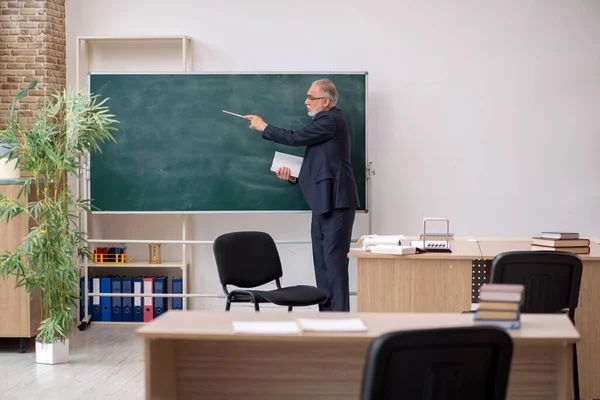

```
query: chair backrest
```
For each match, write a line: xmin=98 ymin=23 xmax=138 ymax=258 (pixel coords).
xmin=489 ymin=251 xmax=582 ymax=320
xmin=213 ymin=231 xmax=283 ymax=288
xmin=361 ymin=326 xmax=513 ymax=400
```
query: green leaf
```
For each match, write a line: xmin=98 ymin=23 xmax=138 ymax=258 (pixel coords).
xmin=1 ymin=82 xmax=118 ymax=343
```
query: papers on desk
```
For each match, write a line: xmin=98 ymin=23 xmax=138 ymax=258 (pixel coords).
xmin=232 ymin=321 xmax=299 ymax=334
xmin=352 ymin=234 xmax=416 ymax=255
xmin=270 ymin=151 xmax=303 ymax=178
xmin=232 ymin=318 xmax=368 ymax=334
xmin=359 ymin=234 xmax=406 ymax=248
xmin=365 ymin=244 xmax=417 ymax=255
xmin=350 ymin=235 xmax=417 ymax=255
xmin=296 ymin=318 xmax=367 ymax=332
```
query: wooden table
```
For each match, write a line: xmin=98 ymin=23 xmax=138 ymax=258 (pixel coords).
xmin=137 ymin=311 xmax=578 ymax=400
xmin=0 ymin=185 xmax=40 ymax=343
xmin=348 ymin=237 xmax=600 ymax=399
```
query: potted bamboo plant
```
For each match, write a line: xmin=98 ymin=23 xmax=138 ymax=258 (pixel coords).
xmin=0 ymin=81 xmax=117 ymax=364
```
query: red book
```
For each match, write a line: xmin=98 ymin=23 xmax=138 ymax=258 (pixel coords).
xmin=143 ymin=277 xmax=154 ymax=322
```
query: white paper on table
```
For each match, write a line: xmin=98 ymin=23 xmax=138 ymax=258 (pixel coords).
xmin=366 ymin=245 xmax=417 ymax=255
xmin=295 ymin=318 xmax=368 ymax=332
xmin=270 ymin=151 xmax=303 ymax=178
xmin=361 ymin=235 xmax=406 ymax=248
xmin=232 ymin=321 xmax=300 ymax=334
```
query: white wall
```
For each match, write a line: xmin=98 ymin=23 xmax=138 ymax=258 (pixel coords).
xmin=66 ymin=0 xmax=600 ymax=309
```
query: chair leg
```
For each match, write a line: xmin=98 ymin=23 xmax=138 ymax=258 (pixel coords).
xmin=288 ymin=306 xmax=293 ymax=312
xmin=254 ymin=301 xmax=260 ymax=312
xmin=225 ymin=296 xmax=231 ymax=311
xmin=318 ymin=303 xmax=324 ymax=312
xmin=573 ymin=343 xmax=580 ymax=400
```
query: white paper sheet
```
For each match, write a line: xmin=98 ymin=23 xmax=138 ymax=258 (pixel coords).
xmin=366 ymin=245 xmax=417 ymax=255
xmin=232 ymin=321 xmax=300 ymax=334
xmin=361 ymin=235 xmax=406 ymax=248
xmin=295 ymin=318 xmax=368 ymax=332
xmin=270 ymin=151 xmax=304 ymax=178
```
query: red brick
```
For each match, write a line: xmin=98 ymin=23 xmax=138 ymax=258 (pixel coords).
xmin=12 ymin=49 xmax=36 ymax=55
xmin=2 ymin=83 xmax=19 ymax=90
xmin=18 ymin=22 xmax=38 ymax=28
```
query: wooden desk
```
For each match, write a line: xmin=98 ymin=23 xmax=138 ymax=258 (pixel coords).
xmin=0 ymin=185 xmax=40 ymax=340
xmin=349 ymin=238 xmax=600 ymax=399
xmin=137 ymin=311 xmax=578 ymax=400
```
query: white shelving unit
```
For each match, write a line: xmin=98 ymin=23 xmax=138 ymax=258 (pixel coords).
xmin=74 ymin=35 xmax=371 ymax=325
xmin=76 ymin=36 xmax=195 ymax=327
xmin=75 ymin=35 xmax=193 ymax=91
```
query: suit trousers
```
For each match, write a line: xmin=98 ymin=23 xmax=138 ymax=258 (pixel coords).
xmin=311 ymin=207 xmax=355 ymax=312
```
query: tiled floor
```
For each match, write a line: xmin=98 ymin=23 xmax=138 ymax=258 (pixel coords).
xmin=0 ymin=325 xmax=144 ymax=400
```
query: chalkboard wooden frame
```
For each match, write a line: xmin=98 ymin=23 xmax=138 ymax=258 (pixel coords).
xmin=87 ymin=72 xmax=369 ymax=214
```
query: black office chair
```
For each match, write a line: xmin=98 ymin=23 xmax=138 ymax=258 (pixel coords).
xmin=489 ymin=250 xmax=582 ymax=400
xmin=213 ymin=231 xmax=327 ymax=312
xmin=361 ymin=326 xmax=513 ymax=400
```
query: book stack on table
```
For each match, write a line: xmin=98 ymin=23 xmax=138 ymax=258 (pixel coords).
xmin=531 ymin=232 xmax=590 ymax=254
xmin=474 ymin=284 xmax=524 ymax=329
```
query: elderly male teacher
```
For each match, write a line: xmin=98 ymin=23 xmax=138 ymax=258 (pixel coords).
xmin=245 ymin=78 xmax=359 ymax=312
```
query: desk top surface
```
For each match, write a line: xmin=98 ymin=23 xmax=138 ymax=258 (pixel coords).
xmin=348 ymin=237 xmax=600 ymax=261
xmin=137 ymin=311 xmax=579 ymax=344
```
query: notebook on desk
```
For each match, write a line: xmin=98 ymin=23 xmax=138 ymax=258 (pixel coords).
xmin=357 ymin=234 xmax=406 ymax=248
xmin=296 ymin=318 xmax=367 ymax=332
xmin=232 ymin=321 xmax=299 ymax=334
xmin=365 ymin=244 xmax=418 ymax=255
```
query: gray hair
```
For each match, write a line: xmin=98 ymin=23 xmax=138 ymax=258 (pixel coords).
xmin=313 ymin=78 xmax=338 ymax=106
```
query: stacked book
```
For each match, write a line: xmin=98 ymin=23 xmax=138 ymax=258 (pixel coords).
xmin=473 ymin=284 xmax=523 ymax=329
xmin=531 ymin=232 xmax=590 ymax=254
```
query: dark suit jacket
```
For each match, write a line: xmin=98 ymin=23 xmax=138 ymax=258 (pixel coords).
xmin=262 ymin=107 xmax=360 ymax=215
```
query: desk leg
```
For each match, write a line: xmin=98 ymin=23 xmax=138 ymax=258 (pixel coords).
xmin=357 ymin=258 xmax=472 ymax=312
xmin=555 ymin=344 xmax=572 ymax=400
xmin=577 ymin=260 xmax=600 ymax=399
xmin=506 ymin=343 xmax=571 ymax=400
xmin=146 ymin=339 xmax=177 ymax=400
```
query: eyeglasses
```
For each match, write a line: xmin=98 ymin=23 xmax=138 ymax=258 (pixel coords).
xmin=306 ymin=95 xmax=326 ymax=101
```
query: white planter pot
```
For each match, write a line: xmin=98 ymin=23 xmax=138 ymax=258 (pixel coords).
xmin=0 ymin=157 xmax=20 ymax=179
xmin=35 ymin=338 xmax=69 ymax=365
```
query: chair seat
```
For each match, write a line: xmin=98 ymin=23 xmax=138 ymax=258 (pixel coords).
xmin=231 ymin=285 xmax=327 ymax=307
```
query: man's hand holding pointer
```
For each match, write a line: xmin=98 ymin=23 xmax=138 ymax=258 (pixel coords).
xmin=244 ymin=114 xmax=268 ymax=132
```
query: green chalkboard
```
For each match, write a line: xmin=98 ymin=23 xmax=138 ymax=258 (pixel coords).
xmin=89 ymin=73 xmax=367 ymax=212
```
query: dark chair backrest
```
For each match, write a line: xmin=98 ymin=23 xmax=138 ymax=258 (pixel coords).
xmin=213 ymin=231 xmax=283 ymax=288
xmin=361 ymin=327 xmax=513 ymax=400
xmin=489 ymin=251 xmax=582 ymax=320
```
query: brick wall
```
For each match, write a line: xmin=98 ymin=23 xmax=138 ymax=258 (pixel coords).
xmin=0 ymin=0 xmax=66 ymax=127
